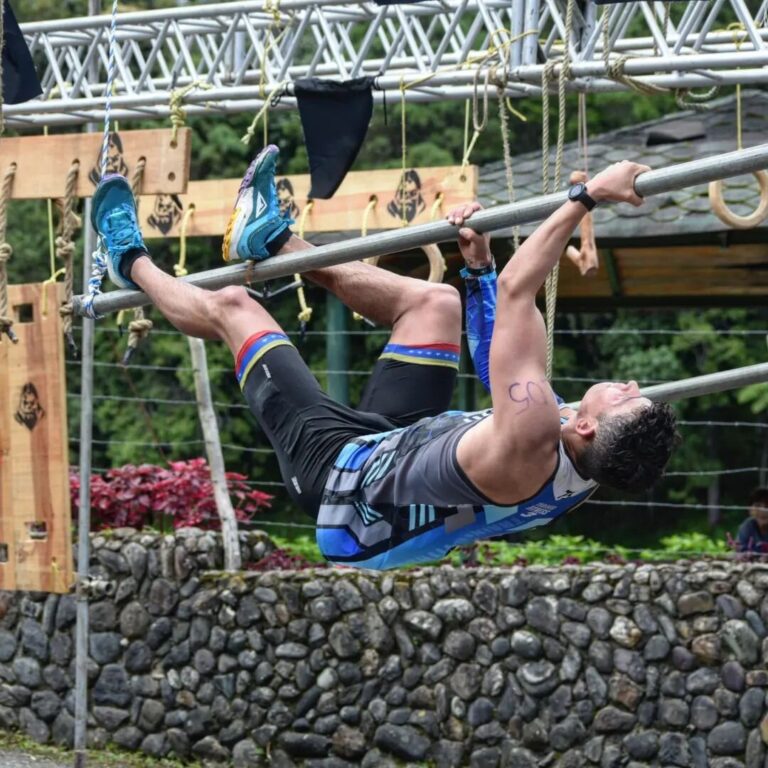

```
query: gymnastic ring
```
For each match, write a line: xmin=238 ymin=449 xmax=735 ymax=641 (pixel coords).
xmin=708 ymin=170 xmax=768 ymax=230
xmin=366 ymin=244 xmax=446 ymax=283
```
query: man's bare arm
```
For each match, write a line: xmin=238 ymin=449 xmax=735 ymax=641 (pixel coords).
xmin=454 ymin=162 xmax=649 ymax=497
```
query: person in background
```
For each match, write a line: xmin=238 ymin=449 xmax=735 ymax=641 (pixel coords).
xmin=736 ymin=487 xmax=768 ymax=553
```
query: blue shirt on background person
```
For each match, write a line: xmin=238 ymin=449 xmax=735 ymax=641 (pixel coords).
xmin=736 ymin=488 xmax=768 ymax=553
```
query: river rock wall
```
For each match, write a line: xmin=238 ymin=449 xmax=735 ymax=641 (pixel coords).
xmin=0 ymin=529 xmax=766 ymax=767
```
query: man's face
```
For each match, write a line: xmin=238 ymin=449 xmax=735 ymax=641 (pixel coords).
xmin=578 ymin=381 xmax=652 ymax=422
xmin=752 ymin=505 xmax=768 ymax=527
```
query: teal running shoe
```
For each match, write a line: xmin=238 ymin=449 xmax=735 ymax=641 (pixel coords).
xmin=222 ymin=144 xmax=294 ymax=262
xmin=91 ymin=174 xmax=147 ymax=289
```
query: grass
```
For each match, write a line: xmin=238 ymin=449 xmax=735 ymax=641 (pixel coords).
xmin=0 ymin=730 xmax=201 ymax=768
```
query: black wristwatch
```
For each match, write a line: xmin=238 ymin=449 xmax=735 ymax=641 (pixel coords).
xmin=568 ymin=182 xmax=596 ymax=211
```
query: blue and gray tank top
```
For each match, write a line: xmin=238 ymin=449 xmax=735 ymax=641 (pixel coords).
xmin=316 ymin=408 xmax=597 ymax=570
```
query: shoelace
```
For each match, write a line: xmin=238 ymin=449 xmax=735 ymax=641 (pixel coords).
xmin=101 ymin=203 xmax=141 ymax=250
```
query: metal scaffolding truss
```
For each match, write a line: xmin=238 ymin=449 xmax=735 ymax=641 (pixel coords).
xmin=7 ymin=0 xmax=768 ymax=128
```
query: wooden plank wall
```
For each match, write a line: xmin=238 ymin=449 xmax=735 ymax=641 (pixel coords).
xmin=1 ymin=129 xmax=192 ymax=198
xmin=139 ymin=166 xmax=478 ymax=238
xmin=0 ymin=284 xmax=73 ymax=593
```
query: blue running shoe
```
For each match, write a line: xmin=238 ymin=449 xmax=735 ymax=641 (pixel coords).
xmin=91 ymin=174 xmax=148 ymax=289
xmin=222 ymin=144 xmax=294 ymax=262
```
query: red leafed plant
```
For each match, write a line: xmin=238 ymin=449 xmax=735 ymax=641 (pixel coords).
xmin=70 ymin=458 xmax=272 ymax=531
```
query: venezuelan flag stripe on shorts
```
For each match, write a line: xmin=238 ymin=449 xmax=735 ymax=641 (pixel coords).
xmin=236 ymin=330 xmax=292 ymax=387
xmin=379 ymin=342 xmax=460 ymax=368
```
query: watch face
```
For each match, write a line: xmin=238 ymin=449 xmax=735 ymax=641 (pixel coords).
xmin=569 ymin=182 xmax=586 ymax=200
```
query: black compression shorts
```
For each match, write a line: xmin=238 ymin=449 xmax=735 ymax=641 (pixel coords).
xmin=239 ymin=339 xmax=458 ymax=517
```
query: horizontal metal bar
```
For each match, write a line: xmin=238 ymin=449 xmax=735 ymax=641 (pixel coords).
xmin=8 ymin=69 xmax=768 ymax=128
xmin=71 ymin=142 xmax=768 ymax=318
xmin=566 ymin=362 xmax=768 ymax=407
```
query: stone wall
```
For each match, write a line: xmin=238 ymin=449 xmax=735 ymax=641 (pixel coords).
xmin=0 ymin=529 xmax=767 ymax=767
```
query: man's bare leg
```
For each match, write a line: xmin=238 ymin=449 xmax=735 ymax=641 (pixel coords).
xmin=278 ymin=235 xmax=462 ymax=348
xmin=131 ymin=255 xmax=281 ymax=358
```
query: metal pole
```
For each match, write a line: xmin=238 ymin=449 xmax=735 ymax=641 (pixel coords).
xmin=74 ymin=212 xmax=95 ymax=768
xmin=74 ymin=3 xmax=100 ymax=765
xmin=72 ymin=142 xmax=768 ymax=318
xmin=565 ymin=362 xmax=768 ymax=409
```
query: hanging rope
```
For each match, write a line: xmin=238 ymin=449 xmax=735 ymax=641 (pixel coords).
xmin=169 ymin=81 xmax=214 ymax=147
xmin=0 ymin=163 xmax=17 ymax=342
xmin=295 ymin=201 xmax=314 ymax=333
xmin=541 ymin=0 xmax=574 ymax=380
xmin=122 ymin=158 xmax=152 ymax=364
xmin=497 ymin=86 xmax=520 ymax=252
xmin=352 ymin=196 xmax=379 ymax=323
xmin=674 ymin=86 xmax=719 ymax=112
xmin=100 ymin=0 xmax=120 ymax=179
xmin=0 ymin=1 xmax=5 ymax=137
xmin=55 ymin=161 xmax=82 ymax=355
xmin=600 ymin=8 xmax=667 ymax=97
xmin=240 ymin=0 xmax=290 ymax=146
xmin=174 ymin=205 xmax=196 ymax=278
xmin=565 ymin=94 xmax=598 ymax=277
xmin=82 ymin=0 xmax=121 ymax=320
xmin=708 ymin=25 xmax=768 ymax=230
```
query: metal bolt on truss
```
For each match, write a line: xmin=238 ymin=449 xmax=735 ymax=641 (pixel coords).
xmin=7 ymin=0 xmax=768 ymax=128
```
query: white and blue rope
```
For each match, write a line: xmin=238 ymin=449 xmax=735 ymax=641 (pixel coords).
xmin=83 ymin=0 xmax=120 ymax=320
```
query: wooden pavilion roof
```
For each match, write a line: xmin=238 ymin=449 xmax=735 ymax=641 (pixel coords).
xmin=471 ymin=90 xmax=768 ymax=308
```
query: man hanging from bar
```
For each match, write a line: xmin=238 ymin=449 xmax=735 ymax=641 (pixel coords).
xmin=90 ymin=145 xmax=679 ymax=570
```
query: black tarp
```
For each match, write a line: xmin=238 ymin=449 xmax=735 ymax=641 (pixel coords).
xmin=2 ymin=0 xmax=42 ymax=104
xmin=294 ymin=77 xmax=373 ymax=199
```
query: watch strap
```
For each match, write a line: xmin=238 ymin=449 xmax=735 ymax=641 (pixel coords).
xmin=460 ymin=259 xmax=496 ymax=278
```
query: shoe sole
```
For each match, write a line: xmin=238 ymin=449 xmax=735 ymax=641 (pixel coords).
xmin=222 ymin=144 xmax=279 ymax=262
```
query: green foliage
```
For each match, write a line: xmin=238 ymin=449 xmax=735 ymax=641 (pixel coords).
xmin=638 ymin=532 xmax=731 ymax=562
xmin=271 ymin=535 xmax=325 ymax=564
xmin=445 ymin=531 xmax=731 ymax=568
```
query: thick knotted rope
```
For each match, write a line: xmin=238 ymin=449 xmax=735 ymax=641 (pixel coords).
xmin=497 ymin=86 xmax=520 ymax=253
xmin=0 ymin=163 xmax=17 ymax=342
xmin=56 ymin=161 xmax=82 ymax=351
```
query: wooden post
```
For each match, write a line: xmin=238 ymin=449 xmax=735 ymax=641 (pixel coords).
xmin=0 ymin=284 xmax=73 ymax=593
xmin=188 ymin=337 xmax=241 ymax=571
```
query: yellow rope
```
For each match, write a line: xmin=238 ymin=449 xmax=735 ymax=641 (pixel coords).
xmin=241 ymin=80 xmax=288 ymax=145
xmin=169 ymin=81 xmax=213 ymax=147
xmin=241 ymin=1 xmax=290 ymax=145
xmin=0 ymin=163 xmax=17 ymax=343
xmin=351 ymin=196 xmax=379 ymax=322
xmin=295 ymin=200 xmax=314 ymax=326
xmin=430 ymin=193 xmax=444 ymax=222
xmin=124 ymin=160 xmax=153 ymax=362
xmin=730 ymin=23 xmax=746 ymax=151
xmin=174 ymin=205 xmax=197 ymax=278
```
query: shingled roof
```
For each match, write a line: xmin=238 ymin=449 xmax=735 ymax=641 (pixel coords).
xmin=479 ymin=90 xmax=768 ymax=242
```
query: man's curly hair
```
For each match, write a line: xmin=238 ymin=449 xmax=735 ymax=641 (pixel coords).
xmin=578 ymin=401 xmax=680 ymax=493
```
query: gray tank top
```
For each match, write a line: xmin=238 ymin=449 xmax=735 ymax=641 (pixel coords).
xmin=316 ymin=409 xmax=597 ymax=569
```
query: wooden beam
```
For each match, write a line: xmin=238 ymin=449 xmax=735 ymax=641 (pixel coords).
xmin=1 ymin=129 xmax=191 ymax=199
xmin=138 ymin=165 xmax=478 ymax=238
xmin=0 ymin=284 xmax=73 ymax=594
